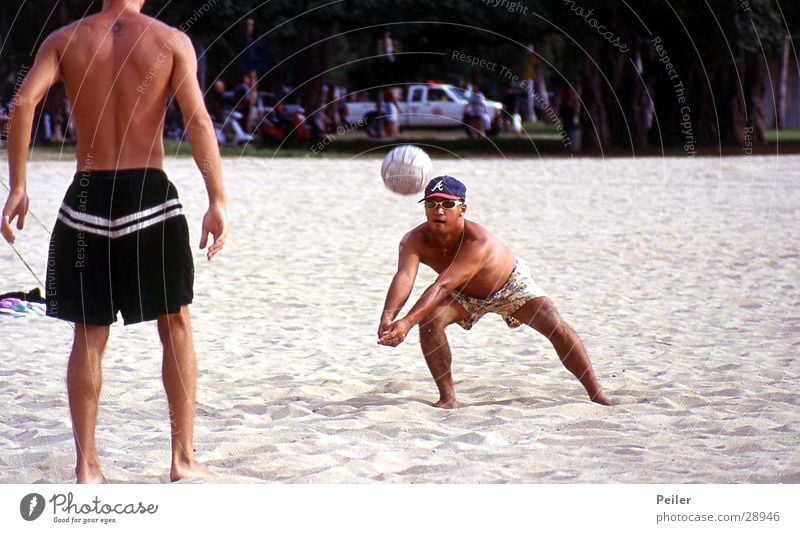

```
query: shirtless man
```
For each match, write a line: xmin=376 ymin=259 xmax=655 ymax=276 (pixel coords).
xmin=1 ymin=0 xmax=228 ymax=482
xmin=378 ymin=176 xmax=611 ymax=408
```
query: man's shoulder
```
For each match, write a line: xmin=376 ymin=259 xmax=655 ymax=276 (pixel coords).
xmin=43 ymin=20 xmax=83 ymax=49
xmin=163 ymin=27 xmax=195 ymax=55
xmin=462 ymin=220 xmax=511 ymax=261
xmin=49 ymin=13 xmax=178 ymax=45
xmin=401 ymin=224 xmax=439 ymax=257
xmin=140 ymin=13 xmax=174 ymax=30
xmin=464 ymin=220 xmax=492 ymax=242
xmin=401 ymin=224 xmax=427 ymax=248
xmin=133 ymin=14 xmax=187 ymax=44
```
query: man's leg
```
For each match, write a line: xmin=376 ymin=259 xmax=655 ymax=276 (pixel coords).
xmin=67 ymin=323 xmax=110 ymax=484
xmin=418 ymin=301 xmax=470 ymax=409
xmin=156 ymin=306 xmax=210 ymax=481
xmin=512 ymin=297 xmax=612 ymax=405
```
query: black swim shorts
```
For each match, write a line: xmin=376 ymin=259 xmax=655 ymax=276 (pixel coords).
xmin=46 ymin=168 xmax=194 ymax=325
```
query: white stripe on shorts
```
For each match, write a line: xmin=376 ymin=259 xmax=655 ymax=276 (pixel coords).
xmin=57 ymin=208 xmax=184 ymax=239
xmin=58 ymin=198 xmax=182 ymax=228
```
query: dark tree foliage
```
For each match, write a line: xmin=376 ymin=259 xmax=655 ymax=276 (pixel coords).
xmin=1 ymin=0 xmax=795 ymax=150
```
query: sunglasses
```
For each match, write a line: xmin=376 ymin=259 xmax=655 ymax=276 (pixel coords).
xmin=423 ymin=199 xmax=463 ymax=210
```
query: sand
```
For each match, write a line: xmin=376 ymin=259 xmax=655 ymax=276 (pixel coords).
xmin=0 ymin=154 xmax=798 ymax=483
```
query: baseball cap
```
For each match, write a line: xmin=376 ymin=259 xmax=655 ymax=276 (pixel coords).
xmin=419 ymin=175 xmax=467 ymax=202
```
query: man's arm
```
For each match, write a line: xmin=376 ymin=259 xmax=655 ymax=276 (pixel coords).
xmin=169 ymin=30 xmax=228 ymax=260
xmin=2 ymin=33 xmax=62 ymax=243
xmin=378 ymin=240 xmax=489 ymax=347
xmin=378 ymin=233 xmax=421 ymax=337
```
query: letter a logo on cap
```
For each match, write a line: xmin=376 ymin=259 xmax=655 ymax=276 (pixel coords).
xmin=420 ymin=175 xmax=467 ymax=202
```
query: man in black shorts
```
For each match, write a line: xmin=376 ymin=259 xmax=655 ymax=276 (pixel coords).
xmin=2 ymin=0 xmax=228 ymax=483
xmin=50 ymin=168 xmax=195 ymax=325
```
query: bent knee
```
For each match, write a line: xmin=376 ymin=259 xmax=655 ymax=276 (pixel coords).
xmin=528 ymin=296 xmax=559 ymax=320
xmin=518 ymin=296 xmax=564 ymax=331
xmin=419 ymin=311 xmax=455 ymax=336
xmin=419 ymin=316 xmax=448 ymax=336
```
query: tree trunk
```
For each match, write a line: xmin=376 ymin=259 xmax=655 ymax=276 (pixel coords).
xmin=777 ymin=35 xmax=790 ymax=130
xmin=295 ymin=23 xmax=332 ymax=114
xmin=630 ymin=44 xmax=657 ymax=149
xmin=580 ymin=56 xmax=611 ymax=151
xmin=744 ymin=53 xmax=767 ymax=144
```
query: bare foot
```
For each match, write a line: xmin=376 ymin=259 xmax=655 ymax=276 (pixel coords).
xmin=76 ymin=467 xmax=108 ymax=484
xmin=433 ymin=398 xmax=459 ymax=409
xmin=170 ymin=459 xmax=213 ymax=482
xmin=590 ymin=391 xmax=614 ymax=406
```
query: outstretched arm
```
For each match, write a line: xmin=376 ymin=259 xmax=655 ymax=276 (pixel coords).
xmin=170 ymin=30 xmax=227 ymax=260
xmin=378 ymin=241 xmax=488 ymax=347
xmin=378 ymin=234 xmax=420 ymax=338
xmin=2 ymin=33 xmax=61 ymax=243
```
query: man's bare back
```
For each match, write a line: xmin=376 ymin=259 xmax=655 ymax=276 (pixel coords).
xmin=54 ymin=11 xmax=179 ymax=170
xmin=2 ymin=0 xmax=225 ymax=257
xmin=49 ymin=8 xmax=212 ymax=172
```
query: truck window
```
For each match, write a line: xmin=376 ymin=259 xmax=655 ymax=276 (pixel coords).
xmin=450 ymin=87 xmax=469 ymax=101
xmin=428 ymin=89 xmax=450 ymax=102
xmin=410 ymin=88 xmax=424 ymax=102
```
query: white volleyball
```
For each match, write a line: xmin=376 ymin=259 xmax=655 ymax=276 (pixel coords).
xmin=380 ymin=145 xmax=433 ymax=195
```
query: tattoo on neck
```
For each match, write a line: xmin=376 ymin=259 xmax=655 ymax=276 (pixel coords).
xmin=112 ymin=22 xmax=123 ymax=35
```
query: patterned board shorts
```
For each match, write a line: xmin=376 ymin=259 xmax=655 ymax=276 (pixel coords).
xmin=453 ymin=258 xmax=546 ymax=330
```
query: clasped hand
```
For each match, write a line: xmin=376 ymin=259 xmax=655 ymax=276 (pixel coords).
xmin=377 ymin=318 xmax=411 ymax=347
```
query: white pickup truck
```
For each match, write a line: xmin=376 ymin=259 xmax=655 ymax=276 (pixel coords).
xmin=345 ymin=83 xmax=502 ymax=128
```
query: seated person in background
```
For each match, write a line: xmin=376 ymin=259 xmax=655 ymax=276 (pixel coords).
xmin=263 ymin=102 xmax=293 ymax=138
xmin=205 ymin=79 xmax=227 ymax=124
xmin=233 ymin=73 xmax=256 ymax=132
xmin=205 ymin=79 xmax=252 ymax=144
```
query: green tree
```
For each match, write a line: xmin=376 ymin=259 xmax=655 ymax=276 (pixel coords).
xmin=1 ymin=0 xmax=793 ymax=151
